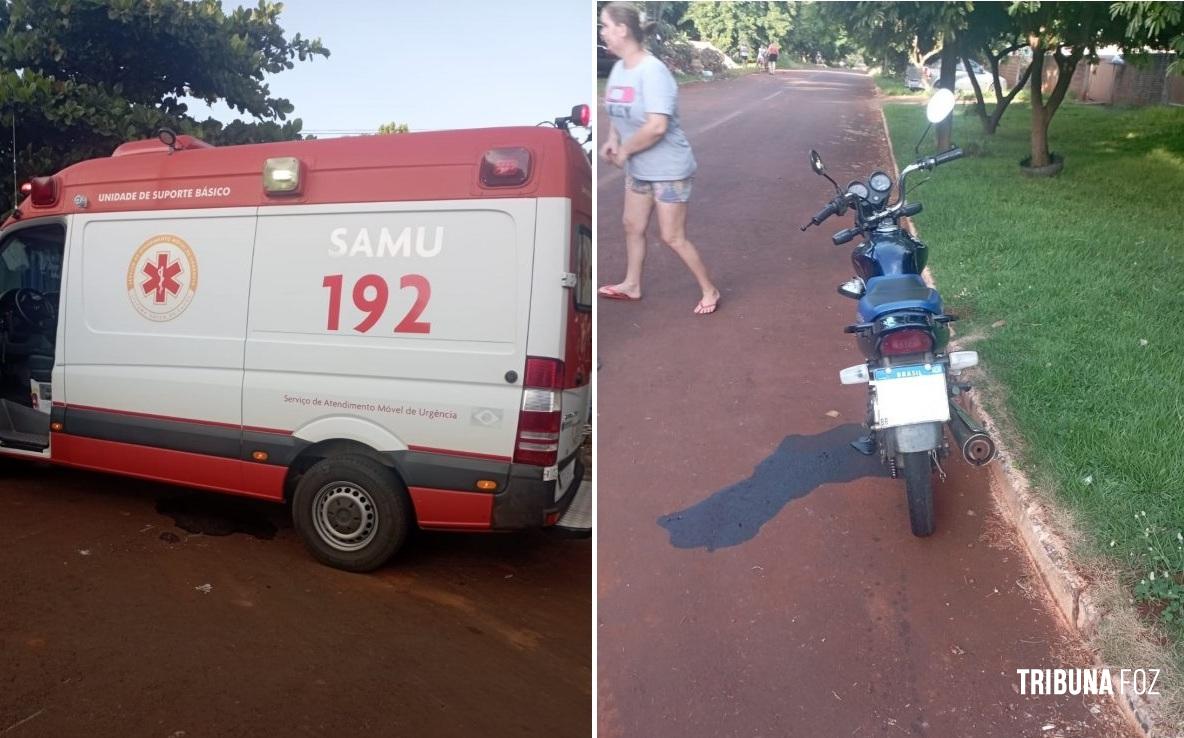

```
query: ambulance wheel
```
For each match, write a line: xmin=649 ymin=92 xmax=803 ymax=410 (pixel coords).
xmin=292 ymin=455 xmax=411 ymax=572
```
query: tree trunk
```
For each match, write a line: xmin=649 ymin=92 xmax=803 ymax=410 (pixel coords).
xmin=1028 ymin=41 xmax=1050 ymax=167
xmin=936 ymin=44 xmax=957 ymax=151
xmin=1029 ymin=43 xmax=1082 ymax=168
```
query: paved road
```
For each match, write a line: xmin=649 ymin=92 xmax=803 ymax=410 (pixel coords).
xmin=0 ymin=462 xmax=590 ymax=737
xmin=596 ymin=69 xmax=1135 ymax=738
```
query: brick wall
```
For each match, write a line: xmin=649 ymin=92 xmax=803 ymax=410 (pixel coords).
xmin=999 ymin=56 xmax=1026 ymax=89
xmin=1000 ymin=52 xmax=1180 ymax=106
xmin=1167 ymin=73 xmax=1184 ymax=106
xmin=1111 ymin=54 xmax=1174 ymax=105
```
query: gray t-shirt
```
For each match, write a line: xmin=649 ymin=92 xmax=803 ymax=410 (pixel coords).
xmin=605 ymin=55 xmax=696 ymax=181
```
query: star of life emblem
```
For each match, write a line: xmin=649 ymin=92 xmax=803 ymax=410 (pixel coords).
xmin=126 ymin=234 xmax=199 ymax=322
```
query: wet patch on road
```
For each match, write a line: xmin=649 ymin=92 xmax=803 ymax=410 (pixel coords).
xmin=156 ymin=493 xmax=279 ymax=539
xmin=658 ymin=424 xmax=887 ymax=550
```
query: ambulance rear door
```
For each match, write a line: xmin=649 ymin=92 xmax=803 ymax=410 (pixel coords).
xmin=526 ymin=198 xmax=591 ymax=490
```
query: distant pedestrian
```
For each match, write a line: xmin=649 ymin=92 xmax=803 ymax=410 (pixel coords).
xmin=767 ymin=41 xmax=780 ymax=73
xmin=598 ymin=2 xmax=720 ymax=316
xmin=757 ymin=45 xmax=767 ymax=69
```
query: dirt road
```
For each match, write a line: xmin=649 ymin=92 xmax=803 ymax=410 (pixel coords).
xmin=0 ymin=461 xmax=590 ymax=737
xmin=596 ymin=68 xmax=1135 ymax=738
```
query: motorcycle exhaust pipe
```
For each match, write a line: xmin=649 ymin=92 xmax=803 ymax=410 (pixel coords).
xmin=947 ymin=401 xmax=996 ymax=466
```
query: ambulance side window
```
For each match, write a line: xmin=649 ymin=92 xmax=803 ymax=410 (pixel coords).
xmin=0 ymin=224 xmax=65 ymax=296
xmin=574 ymin=225 xmax=591 ymax=312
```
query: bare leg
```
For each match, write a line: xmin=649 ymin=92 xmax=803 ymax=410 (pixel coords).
xmin=654 ymin=201 xmax=720 ymax=314
xmin=601 ymin=187 xmax=654 ymax=300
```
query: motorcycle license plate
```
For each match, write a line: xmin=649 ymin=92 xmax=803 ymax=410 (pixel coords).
xmin=872 ymin=364 xmax=950 ymax=429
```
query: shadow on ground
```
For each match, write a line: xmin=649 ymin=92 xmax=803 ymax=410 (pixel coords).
xmin=658 ymin=424 xmax=887 ymax=551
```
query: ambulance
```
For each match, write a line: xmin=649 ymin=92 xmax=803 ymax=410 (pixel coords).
xmin=0 ymin=110 xmax=592 ymax=571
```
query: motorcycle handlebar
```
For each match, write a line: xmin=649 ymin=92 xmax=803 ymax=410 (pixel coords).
xmin=933 ymin=146 xmax=963 ymax=167
xmin=801 ymin=195 xmax=846 ymax=231
xmin=812 ymin=201 xmax=838 ymax=224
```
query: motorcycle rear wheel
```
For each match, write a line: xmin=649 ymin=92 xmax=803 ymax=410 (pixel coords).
xmin=902 ymin=452 xmax=935 ymax=537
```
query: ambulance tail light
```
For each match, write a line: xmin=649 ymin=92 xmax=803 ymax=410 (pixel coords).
xmin=263 ymin=157 xmax=304 ymax=195
xmin=480 ymin=148 xmax=531 ymax=188
xmin=29 ymin=176 xmax=59 ymax=208
xmin=514 ymin=356 xmax=564 ymax=467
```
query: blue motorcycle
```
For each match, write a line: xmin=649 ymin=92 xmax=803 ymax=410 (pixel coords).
xmin=800 ymin=91 xmax=995 ymax=536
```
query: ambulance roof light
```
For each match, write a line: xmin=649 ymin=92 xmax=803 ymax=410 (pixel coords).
xmin=263 ymin=156 xmax=304 ymax=195
xmin=29 ymin=176 xmax=59 ymax=208
xmin=479 ymin=148 xmax=531 ymax=188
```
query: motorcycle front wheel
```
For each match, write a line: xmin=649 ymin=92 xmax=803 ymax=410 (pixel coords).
xmin=901 ymin=452 xmax=935 ymax=537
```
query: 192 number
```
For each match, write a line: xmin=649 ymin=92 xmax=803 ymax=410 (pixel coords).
xmin=322 ymin=274 xmax=431 ymax=334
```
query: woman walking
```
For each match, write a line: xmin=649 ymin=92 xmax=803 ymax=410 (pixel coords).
xmin=598 ymin=2 xmax=720 ymax=316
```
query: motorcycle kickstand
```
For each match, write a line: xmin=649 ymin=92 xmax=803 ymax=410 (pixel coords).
xmin=850 ymin=430 xmax=876 ymax=456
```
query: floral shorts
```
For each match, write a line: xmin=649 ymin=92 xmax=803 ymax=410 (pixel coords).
xmin=626 ymin=175 xmax=693 ymax=204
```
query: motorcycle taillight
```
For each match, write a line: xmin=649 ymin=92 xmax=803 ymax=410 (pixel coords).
xmin=880 ymin=328 xmax=933 ymax=356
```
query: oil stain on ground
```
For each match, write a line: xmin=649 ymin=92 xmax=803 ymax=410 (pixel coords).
xmin=156 ymin=493 xmax=280 ymax=539
xmin=658 ymin=424 xmax=887 ymax=551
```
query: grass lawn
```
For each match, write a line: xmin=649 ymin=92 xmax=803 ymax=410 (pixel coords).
xmin=882 ymin=101 xmax=1184 ymax=638
xmin=873 ymin=73 xmax=918 ymax=97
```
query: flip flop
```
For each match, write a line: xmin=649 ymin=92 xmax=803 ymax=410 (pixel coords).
xmin=693 ymin=295 xmax=720 ymax=315
xmin=599 ymin=285 xmax=641 ymax=301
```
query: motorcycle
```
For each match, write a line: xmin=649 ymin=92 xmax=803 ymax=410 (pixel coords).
xmin=800 ymin=90 xmax=996 ymax=537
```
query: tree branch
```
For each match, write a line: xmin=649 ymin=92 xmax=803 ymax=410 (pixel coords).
xmin=1003 ymin=57 xmax=1035 ymax=106
xmin=991 ymin=41 xmax=1025 ymax=65
xmin=963 ymin=54 xmax=989 ymax=125
xmin=1046 ymin=47 xmax=1083 ymax=120
xmin=985 ymin=44 xmax=1004 ymax=101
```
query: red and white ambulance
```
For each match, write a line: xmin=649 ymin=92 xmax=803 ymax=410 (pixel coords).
xmin=0 ymin=116 xmax=592 ymax=571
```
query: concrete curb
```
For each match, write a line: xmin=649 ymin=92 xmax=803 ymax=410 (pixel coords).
xmin=877 ymin=101 xmax=1165 ymax=737
xmin=959 ymin=389 xmax=1164 ymax=737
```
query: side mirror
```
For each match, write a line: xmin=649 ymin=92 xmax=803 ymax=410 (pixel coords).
xmin=809 ymin=149 xmax=826 ymax=175
xmin=926 ymin=89 xmax=956 ymax=123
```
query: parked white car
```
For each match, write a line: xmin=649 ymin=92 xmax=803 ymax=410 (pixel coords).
xmin=925 ymin=59 xmax=1004 ymax=94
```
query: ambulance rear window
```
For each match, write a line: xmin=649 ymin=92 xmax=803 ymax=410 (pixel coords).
xmin=574 ymin=225 xmax=591 ymax=312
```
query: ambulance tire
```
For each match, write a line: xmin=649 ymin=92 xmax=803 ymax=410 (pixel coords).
xmin=292 ymin=454 xmax=412 ymax=572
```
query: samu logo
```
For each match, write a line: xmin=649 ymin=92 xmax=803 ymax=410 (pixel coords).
xmin=126 ymin=234 xmax=199 ymax=322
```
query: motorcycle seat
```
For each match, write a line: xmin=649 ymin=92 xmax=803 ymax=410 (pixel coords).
xmin=857 ymin=274 xmax=942 ymax=322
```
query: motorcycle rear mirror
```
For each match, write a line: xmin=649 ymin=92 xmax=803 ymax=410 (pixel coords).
xmin=809 ymin=150 xmax=826 ymax=175
xmin=809 ymin=149 xmax=841 ymax=192
xmin=926 ymin=89 xmax=956 ymax=123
